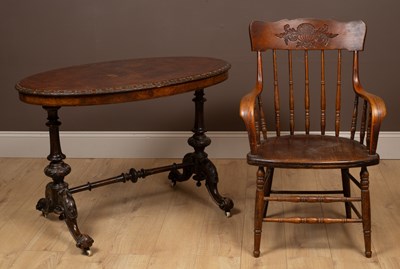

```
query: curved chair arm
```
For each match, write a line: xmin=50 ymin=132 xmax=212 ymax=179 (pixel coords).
xmin=240 ymin=85 xmax=262 ymax=154
xmin=352 ymin=51 xmax=387 ymax=155
xmin=353 ymin=51 xmax=386 ymax=154
xmin=353 ymin=82 xmax=387 ymax=155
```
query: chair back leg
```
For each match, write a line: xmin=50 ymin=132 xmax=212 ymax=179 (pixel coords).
xmin=263 ymin=168 xmax=274 ymax=217
xmin=341 ymin=168 xmax=352 ymax=218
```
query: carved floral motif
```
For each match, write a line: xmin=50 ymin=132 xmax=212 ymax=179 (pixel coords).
xmin=276 ymin=23 xmax=338 ymax=48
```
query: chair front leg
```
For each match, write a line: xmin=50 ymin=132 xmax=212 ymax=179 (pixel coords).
xmin=360 ymin=166 xmax=372 ymax=258
xmin=254 ymin=166 xmax=266 ymax=257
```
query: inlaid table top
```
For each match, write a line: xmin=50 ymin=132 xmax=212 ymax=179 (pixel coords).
xmin=16 ymin=56 xmax=230 ymax=106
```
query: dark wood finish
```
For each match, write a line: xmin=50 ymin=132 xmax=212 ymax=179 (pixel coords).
xmin=247 ymin=135 xmax=380 ymax=168
xmin=16 ymin=57 xmax=233 ymax=255
xmin=240 ymin=19 xmax=387 ymax=258
xmin=36 ymin=107 xmax=94 ymax=253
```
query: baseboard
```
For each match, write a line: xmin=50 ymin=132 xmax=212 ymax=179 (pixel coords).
xmin=1 ymin=131 xmax=399 ymax=159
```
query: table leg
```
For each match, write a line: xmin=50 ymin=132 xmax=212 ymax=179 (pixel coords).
xmin=36 ymin=106 xmax=94 ymax=255
xmin=169 ymin=90 xmax=234 ymax=216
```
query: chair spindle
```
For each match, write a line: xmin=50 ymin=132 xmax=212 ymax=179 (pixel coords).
xmin=321 ymin=50 xmax=326 ymax=135
xmin=335 ymin=50 xmax=342 ymax=136
xmin=273 ymin=49 xmax=281 ymax=136
xmin=351 ymin=95 xmax=359 ymax=140
xmin=254 ymin=98 xmax=261 ymax=145
xmin=360 ymin=100 xmax=368 ymax=144
xmin=258 ymin=96 xmax=268 ymax=140
xmin=367 ymin=108 xmax=372 ymax=148
xmin=304 ymin=51 xmax=310 ymax=134
xmin=288 ymin=51 xmax=295 ymax=135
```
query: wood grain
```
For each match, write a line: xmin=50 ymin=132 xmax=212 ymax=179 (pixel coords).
xmin=0 ymin=158 xmax=399 ymax=268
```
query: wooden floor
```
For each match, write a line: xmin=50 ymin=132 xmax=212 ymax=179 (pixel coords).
xmin=0 ymin=158 xmax=399 ymax=269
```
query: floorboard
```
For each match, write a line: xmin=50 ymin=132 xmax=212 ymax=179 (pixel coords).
xmin=0 ymin=158 xmax=398 ymax=269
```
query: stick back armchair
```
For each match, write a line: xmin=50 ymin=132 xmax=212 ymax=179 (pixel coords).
xmin=240 ymin=18 xmax=386 ymax=258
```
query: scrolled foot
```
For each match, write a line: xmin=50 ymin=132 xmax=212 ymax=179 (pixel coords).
xmin=36 ymin=198 xmax=49 ymax=211
xmin=202 ymin=160 xmax=234 ymax=215
xmin=59 ymin=189 xmax=94 ymax=254
xmin=210 ymin=192 xmax=234 ymax=216
xmin=36 ymin=198 xmax=51 ymax=216
xmin=76 ymin=234 xmax=94 ymax=251
xmin=218 ymin=197 xmax=234 ymax=216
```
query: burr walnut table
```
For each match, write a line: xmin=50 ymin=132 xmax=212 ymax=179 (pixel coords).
xmin=16 ymin=56 xmax=234 ymax=255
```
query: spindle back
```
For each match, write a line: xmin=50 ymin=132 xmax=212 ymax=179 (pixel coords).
xmin=249 ymin=19 xmax=371 ymax=147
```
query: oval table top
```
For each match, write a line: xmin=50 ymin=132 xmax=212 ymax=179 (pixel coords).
xmin=16 ymin=56 xmax=230 ymax=106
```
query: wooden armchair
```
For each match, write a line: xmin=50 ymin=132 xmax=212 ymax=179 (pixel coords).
xmin=240 ymin=18 xmax=386 ymax=258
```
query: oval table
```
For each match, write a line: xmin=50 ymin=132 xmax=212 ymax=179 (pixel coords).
xmin=16 ymin=56 xmax=234 ymax=255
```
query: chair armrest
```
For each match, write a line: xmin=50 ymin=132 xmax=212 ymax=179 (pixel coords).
xmin=353 ymin=83 xmax=387 ymax=154
xmin=240 ymin=85 xmax=262 ymax=154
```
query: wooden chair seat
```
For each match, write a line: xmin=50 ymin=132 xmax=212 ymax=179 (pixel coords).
xmin=248 ymin=135 xmax=379 ymax=168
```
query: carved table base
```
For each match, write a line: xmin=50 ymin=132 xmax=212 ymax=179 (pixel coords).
xmin=36 ymin=90 xmax=233 ymax=255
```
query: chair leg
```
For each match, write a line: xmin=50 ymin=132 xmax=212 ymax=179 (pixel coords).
xmin=360 ymin=167 xmax=372 ymax=258
xmin=341 ymin=169 xmax=352 ymax=218
xmin=263 ymin=168 xmax=274 ymax=218
xmin=254 ymin=166 xmax=266 ymax=257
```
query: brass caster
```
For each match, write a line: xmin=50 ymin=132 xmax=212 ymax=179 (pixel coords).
xmin=225 ymin=211 xmax=231 ymax=218
xmin=83 ymin=248 xmax=92 ymax=256
xmin=170 ymin=181 xmax=176 ymax=187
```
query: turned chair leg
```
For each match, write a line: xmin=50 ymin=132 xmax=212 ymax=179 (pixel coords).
xmin=360 ymin=167 xmax=372 ymax=258
xmin=254 ymin=166 xmax=266 ymax=257
xmin=341 ymin=169 xmax=352 ymax=218
xmin=263 ymin=168 xmax=274 ymax=218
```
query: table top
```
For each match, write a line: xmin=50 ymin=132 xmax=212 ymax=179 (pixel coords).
xmin=16 ymin=56 xmax=230 ymax=106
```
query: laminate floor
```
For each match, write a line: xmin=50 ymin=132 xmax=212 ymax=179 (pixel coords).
xmin=0 ymin=158 xmax=399 ymax=268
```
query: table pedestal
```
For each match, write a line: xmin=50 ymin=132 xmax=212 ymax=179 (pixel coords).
xmin=36 ymin=89 xmax=234 ymax=255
